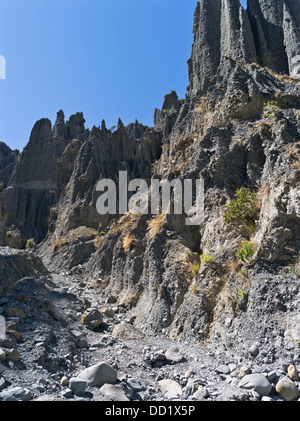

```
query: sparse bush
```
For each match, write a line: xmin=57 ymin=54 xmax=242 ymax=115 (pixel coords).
xmin=192 ymin=282 xmax=201 ymax=295
xmin=233 ymin=286 xmax=248 ymax=306
xmin=223 ymin=187 xmax=259 ymax=226
xmin=287 ymin=265 xmax=300 ymax=279
xmin=262 ymin=100 xmax=280 ymax=118
xmin=235 ymin=241 xmax=254 ymax=263
xmin=200 ymin=252 xmax=213 ymax=265
xmin=26 ymin=238 xmax=35 ymax=249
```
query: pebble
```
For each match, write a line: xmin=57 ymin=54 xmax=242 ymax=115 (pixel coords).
xmin=158 ymin=379 xmax=182 ymax=396
xmin=127 ymin=377 xmax=143 ymax=391
xmin=165 ymin=346 xmax=184 ymax=364
xmin=193 ymin=386 xmax=209 ymax=400
xmin=100 ymin=384 xmax=129 ymax=401
xmin=60 ymin=376 xmax=69 ymax=386
xmin=215 ymin=364 xmax=231 ymax=376
xmin=69 ymin=377 xmax=87 ymax=396
xmin=249 ymin=345 xmax=259 ymax=357
xmin=81 ymin=308 xmax=103 ymax=329
xmin=276 ymin=376 xmax=300 ymax=401
xmin=287 ymin=364 xmax=299 ymax=381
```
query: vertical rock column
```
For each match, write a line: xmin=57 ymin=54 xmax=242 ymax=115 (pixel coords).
xmin=0 ymin=191 xmax=7 ymax=246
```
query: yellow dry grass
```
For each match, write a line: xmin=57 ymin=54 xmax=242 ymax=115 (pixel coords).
xmin=52 ymin=237 xmax=68 ymax=252
xmin=146 ymin=214 xmax=165 ymax=240
xmin=122 ymin=234 xmax=137 ymax=253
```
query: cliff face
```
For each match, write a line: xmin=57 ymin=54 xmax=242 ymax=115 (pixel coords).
xmin=188 ymin=0 xmax=300 ymax=97
xmin=0 ymin=0 xmax=299 ymax=362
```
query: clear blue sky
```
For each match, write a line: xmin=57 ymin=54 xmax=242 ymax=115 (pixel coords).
xmin=0 ymin=0 xmax=247 ymax=151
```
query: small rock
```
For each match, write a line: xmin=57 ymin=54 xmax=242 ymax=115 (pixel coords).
xmin=249 ymin=345 xmax=259 ymax=357
xmin=112 ymin=323 xmax=145 ymax=340
xmin=60 ymin=376 xmax=69 ymax=386
xmin=0 ymin=363 xmax=6 ymax=375
xmin=0 ymin=338 xmax=17 ymax=348
xmin=81 ymin=308 xmax=103 ymax=329
xmin=165 ymin=346 xmax=184 ymax=363
xmin=288 ymin=364 xmax=299 ymax=381
xmin=77 ymin=339 xmax=89 ymax=349
xmin=184 ymin=381 xmax=197 ymax=398
xmin=0 ymin=377 xmax=5 ymax=390
xmin=62 ymin=388 xmax=72 ymax=398
xmin=276 ymin=376 xmax=300 ymax=401
xmin=69 ymin=377 xmax=87 ymax=396
xmin=77 ymin=361 xmax=117 ymax=387
xmin=0 ymin=348 xmax=6 ymax=361
xmin=193 ymin=386 xmax=209 ymax=400
xmin=239 ymin=373 xmax=272 ymax=397
xmin=100 ymin=384 xmax=129 ymax=401
xmin=215 ymin=364 xmax=231 ymax=376
xmin=6 ymin=348 xmax=20 ymax=362
xmin=101 ymin=307 xmax=115 ymax=318
xmin=158 ymin=379 xmax=182 ymax=396
xmin=127 ymin=378 xmax=143 ymax=391
xmin=184 ymin=370 xmax=193 ymax=378
xmin=5 ymin=307 xmax=26 ymax=320
xmin=106 ymin=295 xmax=117 ymax=304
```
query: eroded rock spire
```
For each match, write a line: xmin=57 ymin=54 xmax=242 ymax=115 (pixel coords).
xmin=188 ymin=0 xmax=300 ymax=97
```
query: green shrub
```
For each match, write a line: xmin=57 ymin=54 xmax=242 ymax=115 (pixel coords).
xmin=26 ymin=238 xmax=35 ymax=249
xmin=233 ymin=286 xmax=248 ymax=305
xmin=191 ymin=262 xmax=200 ymax=277
xmin=263 ymin=100 xmax=280 ymax=118
xmin=235 ymin=241 xmax=254 ymax=263
xmin=224 ymin=187 xmax=258 ymax=225
xmin=200 ymin=252 xmax=213 ymax=265
xmin=288 ymin=265 xmax=300 ymax=279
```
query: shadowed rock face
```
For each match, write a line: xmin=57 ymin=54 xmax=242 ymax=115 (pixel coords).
xmin=2 ymin=110 xmax=162 ymax=245
xmin=188 ymin=0 xmax=300 ymax=97
xmin=3 ymin=119 xmax=59 ymax=243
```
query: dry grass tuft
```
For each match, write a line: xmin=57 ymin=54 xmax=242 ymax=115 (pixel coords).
xmin=52 ymin=237 xmax=68 ymax=252
xmin=146 ymin=214 xmax=165 ymax=240
xmin=122 ymin=234 xmax=137 ymax=253
xmin=94 ymin=236 xmax=105 ymax=249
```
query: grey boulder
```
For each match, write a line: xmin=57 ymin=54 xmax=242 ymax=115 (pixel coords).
xmin=239 ymin=373 xmax=272 ymax=397
xmin=77 ymin=362 xmax=117 ymax=387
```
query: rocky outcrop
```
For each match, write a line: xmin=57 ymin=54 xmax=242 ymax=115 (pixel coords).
xmin=188 ymin=0 xmax=300 ymax=97
xmin=188 ymin=0 xmax=257 ymax=97
xmin=3 ymin=119 xmax=59 ymax=243
xmin=0 ymin=247 xmax=48 ymax=295
xmin=0 ymin=142 xmax=19 ymax=189
xmin=0 ymin=192 xmax=7 ymax=246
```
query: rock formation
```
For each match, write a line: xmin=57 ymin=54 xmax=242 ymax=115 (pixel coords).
xmin=0 ymin=1 xmax=299 ymax=397
xmin=188 ymin=0 xmax=300 ymax=97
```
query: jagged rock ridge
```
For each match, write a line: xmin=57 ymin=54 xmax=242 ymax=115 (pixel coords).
xmin=188 ymin=0 xmax=300 ymax=97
